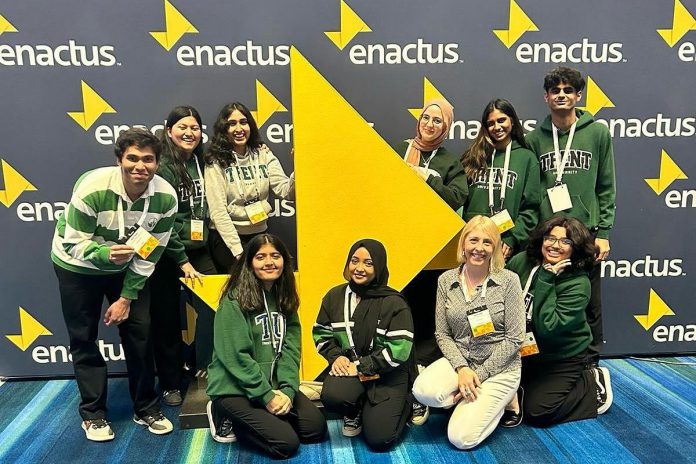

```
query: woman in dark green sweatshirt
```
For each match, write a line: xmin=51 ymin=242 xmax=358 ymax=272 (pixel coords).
xmin=461 ymin=98 xmax=540 ymax=260
xmin=505 ymin=216 xmax=613 ymax=427
xmin=206 ymin=234 xmax=326 ymax=459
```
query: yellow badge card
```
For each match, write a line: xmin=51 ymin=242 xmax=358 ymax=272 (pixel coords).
xmin=190 ymin=219 xmax=204 ymax=241
xmin=520 ymin=331 xmax=539 ymax=357
xmin=245 ymin=201 xmax=269 ymax=225
xmin=491 ymin=209 xmax=514 ymax=233
xmin=467 ymin=306 xmax=494 ymax=337
xmin=126 ymin=226 xmax=160 ymax=259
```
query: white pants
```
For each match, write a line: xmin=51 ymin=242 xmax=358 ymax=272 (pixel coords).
xmin=412 ymin=357 xmax=520 ymax=449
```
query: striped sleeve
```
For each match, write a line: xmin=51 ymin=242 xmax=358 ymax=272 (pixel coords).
xmin=357 ymin=300 xmax=414 ymax=375
xmin=60 ymin=184 xmax=112 ymax=267
xmin=312 ymin=295 xmax=344 ymax=365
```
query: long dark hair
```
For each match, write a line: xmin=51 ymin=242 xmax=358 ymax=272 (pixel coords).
xmin=160 ymin=105 xmax=204 ymax=193
xmin=461 ymin=98 xmax=527 ymax=182
xmin=222 ymin=234 xmax=299 ymax=315
xmin=526 ymin=216 xmax=597 ymax=272
xmin=205 ymin=102 xmax=263 ymax=169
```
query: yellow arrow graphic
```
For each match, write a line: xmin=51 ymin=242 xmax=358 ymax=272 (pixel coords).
xmin=325 ymin=0 xmax=372 ymax=50
xmin=657 ymin=0 xmax=696 ymax=47
xmin=6 ymin=307 xmax=52 ymax=351
xmin=0 ymin=160 xmax=37 ymax=207
xmin=493 ymin=0 xmax=539 ymax=48
xmin=0 ymin=13 xmax=18 ymax=35
xmin=644 ymin=150 xmax=688 ymax=195
xmin=150 ymin=0 xmax=199 ymax=51
xmin=634 ymin=289 xmax=675 ymax=330
xmin=67 ymin=81 xmax=116 ymax=131
xmin=578 ymin=76 xmax=615 ymax=116
xmin=408 ymin=77 xmax=454 ymax=119
xmin=250 ymin=80 xmax=288 ymax=128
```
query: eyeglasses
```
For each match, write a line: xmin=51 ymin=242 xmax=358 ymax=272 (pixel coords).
xmin=421 ymin=114 xmax=443 ymax=126
xmin=543 ymin=235 xmax=573 ymax=247
xmin=549 ymin=86 xmax=576 ymax=95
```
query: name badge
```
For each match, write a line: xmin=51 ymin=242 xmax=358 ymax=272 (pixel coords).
xmin=125 ymin=225 xmax=160 ymax=259
xmin=547 ymin=184 xmax=573 ymax=213
xmin=467 ymin=305 xmax=494 ymax=337
xmin=520 ymin=331 xmax=540 ymax=357
xmin=491 ymin=209 xmax=514 ymax=233
xmin=244 ymin=201 xmax=268 ymax=224
xmin=190 ymin=219 xmax=204 ymax=241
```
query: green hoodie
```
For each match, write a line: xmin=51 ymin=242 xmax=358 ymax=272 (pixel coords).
xmin=395 ymin=141 xmax=468 ymax=211
xmin=206 ymin=290 xmax=301 ymax=405
xmin=463 ymin=141 xmax=540 ymax=252
xmin=506 ymin=252 xmax=591 ymax=362
xmin=157 ymin=155 xmax=209 ymax=265
xmin=525 ymin=109 xmax=616 ymax=239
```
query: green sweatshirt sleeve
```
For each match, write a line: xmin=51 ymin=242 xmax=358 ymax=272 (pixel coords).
xmin=595 ymin=127 xmax=616 ymax=239
xmin=426 ymin=159 xmax=468 ymax=211
xmin=357 ymin=299 xmax=414 ymax=375
xmin=157 ymin=164 xmax=189 ymax=265
xmin=276 ymin=311 xmax=301 ymax=401
xmin=532 ymin=268 xmax=590 ymax=340
xmin=507 ymin=154 xmax=541 ymax=251
xmin=213 ymin=298 xmax=275 ymax=405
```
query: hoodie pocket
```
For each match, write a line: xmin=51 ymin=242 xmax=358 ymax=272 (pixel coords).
xmin=569 ymin=195 xmax=590 ymax=224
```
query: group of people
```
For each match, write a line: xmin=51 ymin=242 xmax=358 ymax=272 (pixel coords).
xmin=51 ymin=65 xmax=615 ymax=456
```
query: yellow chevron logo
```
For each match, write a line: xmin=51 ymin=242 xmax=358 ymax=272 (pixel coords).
xmin=408 ymin=77 xmax=454 ymax=119
xmin=644 ymin=150 xmax=688 ymax=195
xmin=0 ymin=159 xmax=37 ymax=207
xmin=250 ymin=80 xmax=288 ymax=128
xmin=0 ymin=13 xmax=18 ymax=36
xmin=181 ymin=302 xmax=197 ymax=346
xmin=634 ymin=289 xmax=675 ymax=330
xmin=325 ymin=0 xmax=371 ymax=50
xmin=67 ymin=81 xmax=116 ymax=131
xmin=657 ymin=0 xmax=696 ymax=47
xmin=180 ymin=275 xmax=229 ymax=312
xmin=493 ymin=0 xmax=538 ymax=48
xmin=150 ymin=0 xmax=198 ymax=51
xmin=6 ymin=307 xmax=52 ymax=351
xmin=578 ymin=76 xmax=615 ymax=116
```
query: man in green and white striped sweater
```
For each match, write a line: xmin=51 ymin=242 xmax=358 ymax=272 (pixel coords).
xmin=51 ymin=128 xmax=178 ymax=442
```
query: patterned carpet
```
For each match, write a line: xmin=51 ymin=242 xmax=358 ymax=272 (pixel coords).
xmin=0 ymin=357 xmax=694 ymax=464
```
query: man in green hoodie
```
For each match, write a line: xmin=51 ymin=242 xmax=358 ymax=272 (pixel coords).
xmin=525 ymin=67 xmax=616 ymax=369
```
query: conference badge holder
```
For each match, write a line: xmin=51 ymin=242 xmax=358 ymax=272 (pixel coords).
xmin=190 ymin=219 xmax=204 ymax=241
xmin=547 ymin=183 xmax=573 ymax=213
xmin=520 ymin=327 xmax=539 ymax=357
xmin=244 ymin=200 xmax=268 ymax=225
xmin=467 ymin=305 xmax=494 ymax=337
xmin=124 ymin=225 xmax=160 ymax=259
xmin=347 ymin=348 xmax=379 ymax=382
xmin=491 ymin=209 xmax=514 ymax=233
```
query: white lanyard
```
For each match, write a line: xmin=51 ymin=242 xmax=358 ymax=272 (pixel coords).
xmin=551 ymin=122 xmax=577 ymax=185
xmin=117 ymin=188 xmax=151 ymax=240
xmin=232 ymin=148 xmax=263 ymax=202
xmin=523 ymin=265 xmax=540 ymax=319
xmin=488 ymin=141 xmax=512 ymax=212
xmin=459 ymin=266 xmax=489 ymax=304
xmin=188 ymin=156 xmax=205 ymax=218
xmin=262 ymin=290 xmax=284 ymax=355
xmin=343 ymin=287 xmax=359 ymax=350
xmin=404 ymin=140 xmax=438 ymax=169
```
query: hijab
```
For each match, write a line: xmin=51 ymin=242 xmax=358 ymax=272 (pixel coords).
xmin=405 ymin=98 xmax=455 ymax=165
xmin=344 ymin=239 xmax=402 ymax=299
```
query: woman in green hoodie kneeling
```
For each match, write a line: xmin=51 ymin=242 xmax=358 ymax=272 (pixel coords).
xmin=206 ymin=234 xmax=327 ymax=458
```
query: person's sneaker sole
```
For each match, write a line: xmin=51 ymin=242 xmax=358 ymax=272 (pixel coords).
xmin=81 ymin=421 xmax=114 ymax=442
xmin=410 ymin=407 xmax=430 ymax=426
xmin=162 ymin=390 xmax=183 ymax=407
xmin=133 ymin=415 xmax=173 ymax=435
xmin=206 ymin=401 xmax=237 ymax=443
xmin=597 ymin=367 xmax=613 ymax=415
xmin=342 ymin=425 xmax=363 ymax=437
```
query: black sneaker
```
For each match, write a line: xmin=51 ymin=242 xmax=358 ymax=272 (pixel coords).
xmin=162 ymin=389 xmax=183 ymax=407
xmin=410 ymin=400 xmax=430 ymax=426
xmin=206 ymin=400 xmax=236 ymax=443
xmin=593 ymin=366 xmax=613 ymax=415
xmin=342 ymin=410 xmax=362 ymax=437
xmin=133 ymin=411 xmax=173 ymax=435
xmin=500 ymin=387 xmax=524 ymax=428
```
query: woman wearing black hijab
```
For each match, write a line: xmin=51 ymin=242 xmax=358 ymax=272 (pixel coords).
xmin=313 ymin=239 xmax=415 ymax=451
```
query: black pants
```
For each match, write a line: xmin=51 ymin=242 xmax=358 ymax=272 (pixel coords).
xmin=586 ymin=263 xmax=603 ymax=363
xmin=402 ymin=270 xmax=443 ymax=366
xmin=54 ymin=265 xmax=159 ymax=420
xmin=521 ymin=352 xmax=597 ymax=427
xmin=321 ymin=373 xmax=411 ymax=451
xmin=208 ymin=228 xmax=258 ymax=274
xmin=148 ymin=248 xmax=216 ymax=390
xmin=213 ymin=392 xmax=327 ymax=459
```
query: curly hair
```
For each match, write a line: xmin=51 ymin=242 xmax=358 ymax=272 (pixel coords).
xmin=543 ymin=66 xmax=586 ymax=93
xmin=526 ymin=216 xmax=597 ymax=272
xmin=205 ymin=102 xmax=263 ymax=169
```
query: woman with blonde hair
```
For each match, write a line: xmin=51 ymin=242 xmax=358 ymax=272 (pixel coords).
xmin=412 ymin=215 xmax=525 ymax=449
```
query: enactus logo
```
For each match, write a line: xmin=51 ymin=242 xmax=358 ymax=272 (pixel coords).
xmin=493 ymin=0 xmax=624 ymax=64
xmin=150 ymin=0 xmax=289 ymax=66
xmin=0 ymin=12 xmax=116 ymax=67
xmin=657 ymin=0 xmax=696 ymax=61
xmin=326 ymin=0 xmax=460 ymax=65
xmin=634 ymin=290 xmax=695 ymax=343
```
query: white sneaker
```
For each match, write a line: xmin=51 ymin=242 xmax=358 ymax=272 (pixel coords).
xmin=594 ymin=366 xmax=614 ymax=415
xmin=133 ymin=411 xmax=173 ymax=435
xmin=410 ymin=401 xmax=430 ymax=426
xmin=81 ymin=419 xmax=114 ymax=442
xmin=206 ymin=400 xmax=237 ymax=443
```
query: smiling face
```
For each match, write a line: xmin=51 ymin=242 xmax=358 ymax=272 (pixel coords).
xmin=118 ymin=145 xmax=158 ymax=199
xmin=541 ymin=226 xmax=574 ymax=265
xmin=226 ymin=109 xmax=251 ymax=153
xmin=252 ymin=243 xmax=284 ymax=288
xmin=544 ymin=81 xmax=582 ymax=113
xmin=419 ymin=105 xmax=445 ymax=143
xmin=167 ymin=115 xmax=202 ymax=154
xmin=347 ymin=247 xmax=375 ymax=286
xmin=486 ymin=108 xmax=512 ymax=148
xmin=462 ymin=227 xmax=495 ymax=269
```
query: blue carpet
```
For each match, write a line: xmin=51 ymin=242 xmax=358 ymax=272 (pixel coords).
xmin=0 ymin=357 xmax=694 ymax=463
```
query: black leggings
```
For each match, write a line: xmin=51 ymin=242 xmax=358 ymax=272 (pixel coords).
xmin=213 ymin=392 xmax=326 ymax=459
